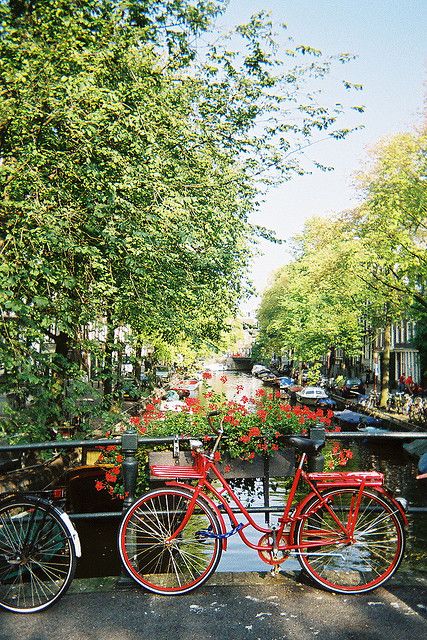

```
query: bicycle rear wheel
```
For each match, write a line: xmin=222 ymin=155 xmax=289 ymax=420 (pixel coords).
xmin=119 ymin=487 xmax=222 ymax=595
xmin=294 ymin=488 xmax=405 ymax=594
xmin=0 ymin=495 xmax=77 ymax=613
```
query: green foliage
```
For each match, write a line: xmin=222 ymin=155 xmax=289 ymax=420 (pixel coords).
xmin=0 ymin=0 xmax=361 ymax=437
xmin=256 ymin=128 xmax=426 ymax=388
xmin=257 ymin=216 xmax=366 ymax=363
xmin=353 ymin=130 xmax=427 ymax=315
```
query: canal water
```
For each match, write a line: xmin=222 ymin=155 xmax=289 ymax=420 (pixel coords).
xmin=74 ymin=371 xmax=426 ymax=578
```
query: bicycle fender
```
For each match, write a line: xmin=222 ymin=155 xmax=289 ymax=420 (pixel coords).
xmin=377 ymin=488 xmax=409 ymax=526
xmin=60 ymin=511 xmax=82 ymax=557
xmin=164 ymin=481 xmax=229 ymax=550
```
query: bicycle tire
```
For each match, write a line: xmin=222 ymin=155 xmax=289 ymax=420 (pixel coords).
xmin=293 ymin=488 xmax=405 ymax=594
xmin=119 ymin=487 xmax=223 ymax=595
xmin=0 ymin=495 xmax=77 ymax=613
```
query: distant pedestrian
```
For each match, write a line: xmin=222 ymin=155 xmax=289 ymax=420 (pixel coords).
xmin=398 ymin=374 xmax=406 ymax=392
xmin=405 ymin=375 xmax=414 ymax=394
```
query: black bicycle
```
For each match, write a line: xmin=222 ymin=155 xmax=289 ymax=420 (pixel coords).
xmin=0 ymin=490 xmax=81 ymax=613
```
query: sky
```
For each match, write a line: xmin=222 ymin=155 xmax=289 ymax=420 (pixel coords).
xmin=214 ymin=0 xmax=427 ymax=314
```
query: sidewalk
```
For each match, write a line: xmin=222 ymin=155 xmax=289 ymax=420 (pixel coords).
xmin=1 ymin=571 xmax=426 ymax=640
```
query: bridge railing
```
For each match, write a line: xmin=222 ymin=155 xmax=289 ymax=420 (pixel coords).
xmin=0 ymin=427 xmax=426 ymax=520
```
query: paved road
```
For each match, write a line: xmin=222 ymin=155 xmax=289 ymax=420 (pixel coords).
xmin=1 ymin=572 xmax=426 ymax=640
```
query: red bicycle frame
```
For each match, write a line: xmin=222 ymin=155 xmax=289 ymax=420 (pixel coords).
xmin=151 ymin=446 xmax=407 ymax=557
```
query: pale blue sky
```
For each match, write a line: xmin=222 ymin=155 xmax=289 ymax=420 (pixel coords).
xmin=214 ymin=1 xmax=426 ymax=312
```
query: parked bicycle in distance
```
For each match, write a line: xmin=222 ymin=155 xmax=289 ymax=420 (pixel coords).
xmin=0 ymin=488 xmax=81 ymax=613
xmin=119 ymin=411 xmax=408 ymax=596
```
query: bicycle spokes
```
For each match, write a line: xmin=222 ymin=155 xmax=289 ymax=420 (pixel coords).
xmin=0 ymin=499 xmax=76 ymax=613
xmin=294 ymin=488 xmax=405 ymax=593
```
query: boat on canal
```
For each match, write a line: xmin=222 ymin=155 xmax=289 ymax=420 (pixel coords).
xmin=334 ymin=409 xmax=383 ymax=429
xmin=171 ymin=378 xmax=200 ymax=398
xmin=295 ymin=386 xmax=330 ymax=406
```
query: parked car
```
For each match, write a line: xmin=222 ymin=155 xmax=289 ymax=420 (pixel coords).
xmin=155 ymin=367 xmax=171 ymax=385
xmin=340 ymin=377 xmax=366 ymax=398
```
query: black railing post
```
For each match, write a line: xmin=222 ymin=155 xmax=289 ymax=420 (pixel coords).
xmin=121 ymin=429 xmax=139 ymax=512
xmin=117 ymin=428 xmax=139 ymax=586
xmin=308 ymin=425 xmax=325 ymax=472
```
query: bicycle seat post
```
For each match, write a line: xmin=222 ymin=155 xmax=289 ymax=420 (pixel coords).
xmin=209 ymin=426 xmax=224 ymax=460
xmin=207 ymin=412 xmax=224 ymax=461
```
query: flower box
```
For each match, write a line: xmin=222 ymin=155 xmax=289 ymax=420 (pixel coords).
xmin=149 ymin=449 xmax=294 ymax=480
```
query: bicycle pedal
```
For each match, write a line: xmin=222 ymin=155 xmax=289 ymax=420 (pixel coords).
xmin=270 ymin=564 xmax=281 ymax=577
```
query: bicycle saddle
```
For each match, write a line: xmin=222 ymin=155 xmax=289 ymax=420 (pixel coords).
xmin=288 ymin=436 xmax=325 ymax=455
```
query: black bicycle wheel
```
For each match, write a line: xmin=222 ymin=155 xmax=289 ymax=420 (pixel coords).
xmin=294 ymin=488 xmax=405 ymax=594
xmin=119 ymin=487 xmax=223 ymax=595
xmin=0 ymin=496 xmax=77 ymax=613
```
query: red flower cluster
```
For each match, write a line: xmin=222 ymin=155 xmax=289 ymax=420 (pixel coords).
xmin=95 ymin=377 xmax=352 ymax=498
xmin=327 ymin=443 xmax=353 ymax=468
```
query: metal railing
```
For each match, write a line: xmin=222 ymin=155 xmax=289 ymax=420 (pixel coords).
xmin=0 ymin=427 xmax=426 ymax=520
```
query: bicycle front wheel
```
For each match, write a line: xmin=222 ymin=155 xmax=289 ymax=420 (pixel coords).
xmin=294 ymin=488 xmax=405 ymax=594
xmin=0 ymin=496 xmax=77 ymax=613
xmin=119 ymin=487 xmax=223 ymax=595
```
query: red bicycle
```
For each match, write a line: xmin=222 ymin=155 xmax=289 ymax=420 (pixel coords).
xmin=119 ymin=412 xmax=407 ymax=595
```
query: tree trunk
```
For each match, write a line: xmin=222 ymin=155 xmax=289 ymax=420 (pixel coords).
xmin=103 ymin=312 xmax=115 ymax=405
xmin=380 ymin=322 xmax=391 ymax=408
xmin=297 ymin=360 xmax=303 ymax=385
xmin=134 ymin=342 xmax=143 ymax=381
xmin=50 ymin=330 xmax=72 ymax=423
xmin=327 ymin=346 xmax=336 ymax=380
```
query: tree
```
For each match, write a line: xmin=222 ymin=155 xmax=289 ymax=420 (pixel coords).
xmin=0 ymin=1 xmax=361 ymax=435
xmin=354 ymin=130 xmax=427 ymax=311
xmin=257 ymin=216 xmax=367 ymax=369
xmin=257 ymin=128 xmax=427 ymax=406
xmin=349 ymin=129 xmax=427 ymax=404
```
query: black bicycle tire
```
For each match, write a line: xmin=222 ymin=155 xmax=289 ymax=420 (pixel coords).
xmin=0 ymin=495 xmax=77 ymax=613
